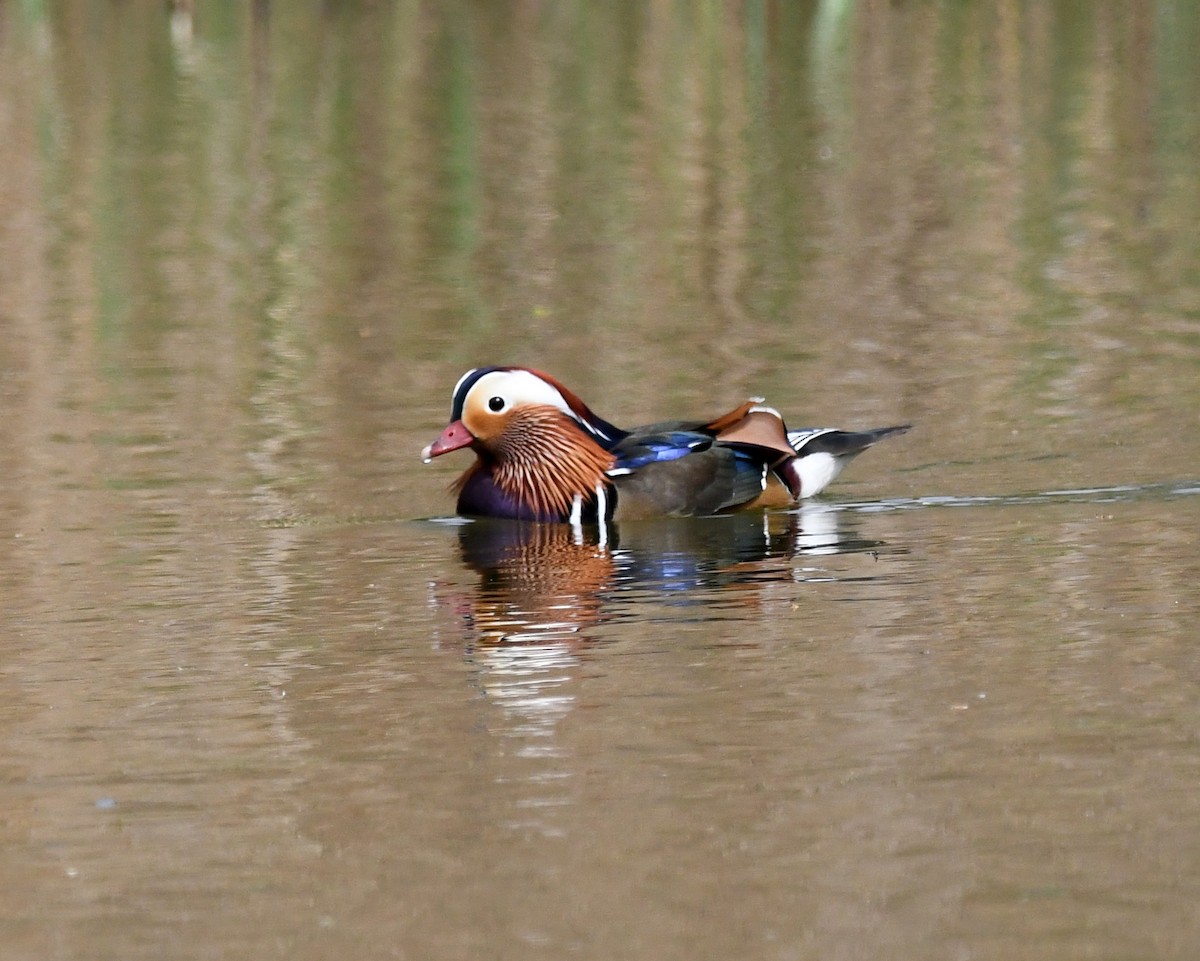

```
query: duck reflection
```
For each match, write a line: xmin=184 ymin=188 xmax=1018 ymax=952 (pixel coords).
xmin=449 ymin=503 xmax=886 ymax=648
xmin=453 ymin=519 xmax=616 ymax=647
xmin=439 ymin=506 xmax=889 ymax=834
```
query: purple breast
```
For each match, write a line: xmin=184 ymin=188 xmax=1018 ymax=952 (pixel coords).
xmin=457 ymin=470 xmax=566 ymax=522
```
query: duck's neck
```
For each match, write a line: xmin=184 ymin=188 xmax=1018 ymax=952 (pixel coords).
xmin=459 ymin=408 xmax=616 ymax=520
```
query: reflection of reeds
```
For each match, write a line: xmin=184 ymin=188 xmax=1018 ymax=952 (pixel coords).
xmin=4 ymin=1 xmax=1198 ymax=553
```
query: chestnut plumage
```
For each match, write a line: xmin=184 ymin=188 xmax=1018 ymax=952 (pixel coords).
xmin=422 ymin=366 xmax=910 ymax=523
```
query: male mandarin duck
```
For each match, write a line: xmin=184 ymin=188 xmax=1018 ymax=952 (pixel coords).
xmin=422 ymin=367 xmax=909 ymax=525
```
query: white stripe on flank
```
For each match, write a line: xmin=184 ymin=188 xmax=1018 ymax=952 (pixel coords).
xmin=595 ymin=484 xmax=609 ymax=548
xmin=569 ymin=494 xmax=584 ymax=544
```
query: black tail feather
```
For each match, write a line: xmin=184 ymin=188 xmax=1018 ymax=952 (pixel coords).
xmin=796 ymin=425 xmax=911 ymax=457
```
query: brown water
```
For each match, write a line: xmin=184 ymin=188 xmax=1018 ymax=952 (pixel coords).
xmin=3 ymin=2 xmax=1200 ymax=959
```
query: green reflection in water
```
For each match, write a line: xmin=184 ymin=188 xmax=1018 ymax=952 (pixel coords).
xmin=3 ymin=0 xmax=1199 ymax=509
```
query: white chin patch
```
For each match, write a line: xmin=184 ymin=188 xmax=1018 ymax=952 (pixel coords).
xmin=795 ymin=452 xmax=843 ymax=498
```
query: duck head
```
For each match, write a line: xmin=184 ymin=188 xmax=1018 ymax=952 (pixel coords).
xmin=423 ymin=367 xmax=626 ymax=519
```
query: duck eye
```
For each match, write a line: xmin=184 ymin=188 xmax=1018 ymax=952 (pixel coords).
xmin=487 ymin=396 xmax=506 ymax=412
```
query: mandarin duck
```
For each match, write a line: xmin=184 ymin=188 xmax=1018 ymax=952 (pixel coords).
xmin=422 ymin=367 xmax=909 ymax=526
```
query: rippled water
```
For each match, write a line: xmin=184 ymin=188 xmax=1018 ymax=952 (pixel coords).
xmin=3 ymin=2 xmax=1200 ymax=960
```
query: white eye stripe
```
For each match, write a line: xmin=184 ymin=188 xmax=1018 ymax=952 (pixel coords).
xmin=468 ymin=370 xmax=574 ymax=418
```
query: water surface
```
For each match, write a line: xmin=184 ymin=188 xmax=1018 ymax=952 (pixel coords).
xmin=2 ymin=2 xmax=1199 ymax=959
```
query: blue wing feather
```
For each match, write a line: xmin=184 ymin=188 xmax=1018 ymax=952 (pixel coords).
xmin=612 ymin=431 xmax=711 ymax=471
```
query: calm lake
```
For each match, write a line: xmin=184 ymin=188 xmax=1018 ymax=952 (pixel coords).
xmin=2 ymin=2 xmax=1199 ymax=959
